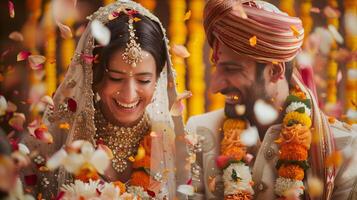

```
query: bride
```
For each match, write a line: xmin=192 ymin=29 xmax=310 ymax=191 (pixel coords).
xmin=21 ymin=1 xmax=188 ymax=199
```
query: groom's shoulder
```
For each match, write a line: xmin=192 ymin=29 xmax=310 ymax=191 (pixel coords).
xmin=186 ymin=109 xmax=225 ymax=132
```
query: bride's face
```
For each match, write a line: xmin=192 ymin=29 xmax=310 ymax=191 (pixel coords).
xmin=96 ymin=49 xmax=157 ymax=126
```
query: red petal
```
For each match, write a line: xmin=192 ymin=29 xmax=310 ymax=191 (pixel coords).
xmin=147 ymin=190 xmax=156 ymax=197
xmin=67 ymin=98 xmax=77 ymax=112
xmin=9 ymin=138 xmax=19 ymax=151
xmin=17 ymin=51 xmax=31 ymax=61
xmin=24 ymin=174 xmax=37 ymax=186
xmin=81 ymin=53 xmax=96 ymax=64
xmin=127 ymin=10 xmax=138 ymax=16
xmin=55 ymin=191 xmax=65 ymax=200
xmin=186 ymin=178 xmax=192 ymax=185
xmin=215 ymin=155 xmax=231 ymax=169
xmin=8 ymin=1 xmax=15 ymax=18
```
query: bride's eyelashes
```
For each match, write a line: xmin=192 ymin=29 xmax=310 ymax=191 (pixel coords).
xmin=108 ymin=76 xmax=151 ymax=84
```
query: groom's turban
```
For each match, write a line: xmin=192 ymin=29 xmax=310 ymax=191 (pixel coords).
xmin=204 ymin=0 xmax=304 ymax=63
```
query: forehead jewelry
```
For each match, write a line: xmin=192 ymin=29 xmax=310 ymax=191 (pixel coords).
xmin=122 ymin=12 xmax=143 ymax=68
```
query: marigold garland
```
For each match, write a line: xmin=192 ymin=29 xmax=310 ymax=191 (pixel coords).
xmin=279 ymin=144 xmax=308 ymax=161
xmin=283 ymin=111 xmax=312 ymax=128
xmin=276 ymin=124 xmax=311 ymax=148
xmin=278 ymin=164 xmax=305 ymax=180
xmin=131 ymin=171 xmax=151 ymax=190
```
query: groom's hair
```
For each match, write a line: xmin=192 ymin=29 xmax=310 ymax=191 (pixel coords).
xmin=93 ymin=13 xmax=167 ymax=85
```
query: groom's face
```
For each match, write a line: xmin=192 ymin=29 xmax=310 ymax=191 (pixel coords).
xmin=210 ymin=41 xmax=270 ymax=124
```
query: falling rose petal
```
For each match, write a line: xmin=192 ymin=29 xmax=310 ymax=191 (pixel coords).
xmin=40 ymin=95 xmax=54 ymax=107
xmin=56 ymin=191 xmax=65 ymax=200
xmin=28 ymin=55 xmax=46 ymax=69
xmin=67 ymin=98 xmax=77 ymax=112
xmin=34 ymin=127 xmax=53 ymax=144
xmin=18 ymin=143 xmax=30 ymax=155
xmin=307 ymin=176 xmax=323 ymax=198
xmin=98 ymin=144 xmax=114 ymax=159
xmin=290 ymin=25 xmax=300 ymax=38
xmin=90 ymin=149 xmax=110 ymax=174
xmin=170 ymin=100 xmax=184 ymax=116
xmin=8 ymin=1 xmax=15 ymax=18
xmin=46 ymin=149 xmax=67 ymax=170
xmin=232 ymin=1 xmax=247 ymax=19
xmin=147 ymin=190 xmax=156 ymax=197
xmin=254 ymin=99 xmax=278 ymax=125
xmin=325 ymin=151 xmax=343 ymax=167
xmin=24 ymin=174 xmax=37 ymax=186
xmin=27 ymin=120 xmax=39 ymax=137
xmin=249 ymin=36 xmax=257 ymax=47
xmin=91 ymin=20 xmax=110 ymax=46
xmin=310 ymin=7 xmax=320 ymax=13
xmin=8 ymin=31 xmax=24 ymax=42
xmin=243 ymin=153 xmax=254 ymax=164
xmin=57 ymin=22 xmax=73 ymax=39
xmin=177 ymin=184 xmax=194 ymax=196
xmin=9 ymin=138 xmax=19 ymax=151
xmin=59 ymin=123 xmax=70 ymax=130
xmin=0 ymin=95 xmax=8 ymax=116
xmin=171 ymin=44 xmax=190 ymax=58
xmin=234 ymin=104 xmax=246 ymax=116
xmin=75 ymin=25 xmax=86 ymax=37
xmin=9 ymin=113 xmax=26 ymax=131
xmin=215 ymin=155 xmax=231 ymax=169
xmin=17 ymin=51 xmax=31 ymax=61
xmin=183 ymin=10 xmax=191 ymax=21
xmin=186 ymin=178 xmax=192 ymax=185
xmin=240 ymin=126 xmax=259 ymax=147
xmin=108 ymin=11 xmax=120 ymax=20
xmin=328 ymin=25 xmax=344 ymax=44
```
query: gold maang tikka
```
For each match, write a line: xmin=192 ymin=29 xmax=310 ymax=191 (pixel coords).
xmin=122 ymin=14 xmax=143 ymax=67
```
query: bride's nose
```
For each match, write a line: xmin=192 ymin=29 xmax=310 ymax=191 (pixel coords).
xmin=119 ymin=80 xmax=139 ymax=103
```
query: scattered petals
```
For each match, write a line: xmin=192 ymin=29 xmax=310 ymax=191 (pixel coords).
xmin=240 ymin=126 xmax=259 ymax=146
xmin=17 ymin=51 xmax=31 ymax=61
xmin=171 ymin=44 xmax=190 ymax=58
xmin=177 ymin=184 xmax=194 ymax=196
xmin=34 ymin=126 xmax=53 ymax=144
xmin=28 ymin=55 xmax=46 ymax=70
xmin=128 ymin=156 xmax=135 ymax=162
xmin=234 ymin=104 xmax=246 ymax=116
xmin=46 ymin=149 xmax=67 ymax=170
xmin=325 ymin=151 xmax=343 ymax=167
xmin=97 ymin=144 xmax=114 ymax=159
xmin=11 ymin=151 xmax=30 ymax=168
xmin=91 ymin=20 xmax=110 ymax=46
xmin=8 ymin=1 xmax=15 ymax=18
xmin=290 ymin=25 xmax=300 ymax=38
xmin=183 ymin=10 xmax=191 ymax=21
xmin=328 ymin=25 xmax=344 ymax=44
xmin=8 ymin=31 xmax=24 ymax=42
xmin=249 ymin=36 xmax=257 ymax=47
xmin=310 ymin=7 xmax=320 ymax=13
xmin=0 ymin=95 xmax=8 ymax=116
xmin=215 ymin=155 xmax=231 ymax=169
xmin=254 ymin=99 xmax=278 ymax=125
xmin=307 ymin=176 xmax=323 ymax=198
xmin=90 ymin=149 xmax=110 ymax=174
xmin=9 ymin=113 xmax=26 ymax=131
xmin=18 ymin=143 xmax=30 ymax=155
xmin=57 ymin=22 xmax=73 ymax=39
xmin=59 ymin=123 xmax=70 ymax=130
xmin=67 ymin=98 xmax=77 ymax=112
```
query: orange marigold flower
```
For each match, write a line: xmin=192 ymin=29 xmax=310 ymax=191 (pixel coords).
xmin=141 ymin=135 xmax=152 ymax=156
xmin=222 ymin=146 xmax=246 ymax=161
xmin=279 ymin=144 xmax=308 ymax=161
xmin=223 ymin=119 xmax=246 ymax=133
xmin=74 ymin=163 xmax=99 ymax=182
xmin=133 ymin=155 xmax=151 ymax=169
xmin=283 ymin=111 xmax=312 ymax=128
xmin=291 ymin=90 xmax=306 ymax=99
xmin=276 ymin=124 xmax=311 ymax=149
xmin=113 ymin=181 xmax=126 ymax=194
xmin=278 ymin=164 xmax=305 ymax=180
xmin=224 ymin=191 xmax=252 ymax=200
xmin=131 ymin=171 xmax=150 ymax=190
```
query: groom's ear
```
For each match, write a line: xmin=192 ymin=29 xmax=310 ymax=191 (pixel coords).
xmin=266 ymin=62 xmax=285 ymax=83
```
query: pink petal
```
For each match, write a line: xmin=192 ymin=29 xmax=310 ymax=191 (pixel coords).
xmin=8 ymin=1 xmax=15 ymax=18
xmin=81 ymin=53 xmax=96 ymax=64
xmin=24 ymin=174 xmax=37 ymax=186
xmin=310 ymin=7 xmax=320 ymax=13
xmin=171 ymin=44 xmax=190 ymax=58
xmin=34 ymin=127 xmax=53 ymax=144
xmin=9 ymin=113 xmax=26 ymax=131
xmin=27 ymin=120 xmax=40 ymax=137
xmin=57 ymin=22 xmax=73 ymax=39
xmin=186 ymin=178 xmax=192 ymax=185
xmin=28 ymin=55 xmax=46 ymax=69
xmin=16 ymin=51 xmax=31 ymax=61
xmin=8 ymin=31 xmax=23 ymax=42
xmin=67 ymin=98 xmax=77 ymax=112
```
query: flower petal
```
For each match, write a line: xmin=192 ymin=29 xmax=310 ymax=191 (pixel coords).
xmin=240 ymin=126 xmax=259 ymax=146
xmin=6 ymin=101 xmax=17 ymax=112
xmin=328 ymin=25 xmax=344 ymax=44
xmin=177 ymin=184 xmax=194 ymax=196
xmin=40 ymin=95 xmax=54 ymax=107
xmin=307 ymin=176 xmax=323 ymax=198
xmin=67 ymin=98 xmax=77 ymax=112
xmin=8 ymin=1 xmax=15 ymax=18
xmin=254 ymin=99 xmax=278 ymax=125
xmin=18 ymin=143 xmax=30 ymax=155
xmin=34 ymin=127 xmax=53 ymax=144
xmin=0 ymin=95 xmax=8 ymax=116
xmin=47 ymin=149 xmax=67 ymax=170
xmin=63 ymin=154 xmax=85 ymax=173
xmin=57 ymin=22 xmax=73 ymax=39
xmin=90 ymin=149 xmax=110 ymax=174
xmin=17 ymin=51 xmax=31 ymax=61
xmin=171 ymin=44 xmax=190 ymax=58
xmin=134 ymin=145 xmax=145 ymax=161
xmin=183 ymin=10 xmax=191 ymax=21
xmin=9 ymin=112 xmax=26 ymax=131
xmin=91 ymin=20 xmax=110 ymax=46
xmin=97 ymin=144 xmax=114 ymax=159
xmin=249 ymin=36 xmax=257 ymax=47
xmin=28 ymin=55 xmax=46 ymax=70
xmin=8 ymin=31 xmax=23 ymax=42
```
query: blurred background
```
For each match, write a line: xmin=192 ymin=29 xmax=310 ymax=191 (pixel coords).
xmin=0 ymin=0 xmax=356 ymax=125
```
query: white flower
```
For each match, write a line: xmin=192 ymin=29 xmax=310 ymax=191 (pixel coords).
xmin=100 ymin=183 xmax=121 ymax=200
xmin=177 ymin=184 xmax=195 ymax=196
xmin=222 ymin=163 xmax=254 ymax=195
xmin=91 ymin=20 xmax=110 ymax=46
xmin=274 ymin=177 xmax=304 ymax=197
xmin=286 ymin=102 xmax=311 ymax=116
xmin=61 ymin=180 xmax=100 ymax=199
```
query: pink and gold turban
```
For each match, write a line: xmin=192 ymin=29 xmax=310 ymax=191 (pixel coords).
xmin=204 ymin=0 xmax=304 ymax=63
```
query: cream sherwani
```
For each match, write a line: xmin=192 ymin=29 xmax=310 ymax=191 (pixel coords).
xmin=186 ymin=109 xmax=357 ymax=200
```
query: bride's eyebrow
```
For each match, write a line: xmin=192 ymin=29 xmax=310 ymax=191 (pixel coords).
xmin=105 ymin=68 xmax=153 ymax=76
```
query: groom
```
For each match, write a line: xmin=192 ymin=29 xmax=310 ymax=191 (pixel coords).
xmin=186 ymin=0 xmax=357 ymax=199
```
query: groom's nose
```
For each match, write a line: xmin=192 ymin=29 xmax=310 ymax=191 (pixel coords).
xmin=210 ymin=69 xmax=228 ymax=94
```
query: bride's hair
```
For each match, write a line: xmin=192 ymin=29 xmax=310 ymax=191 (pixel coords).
xmin=93 ymin=12 xmax=167 ymax=85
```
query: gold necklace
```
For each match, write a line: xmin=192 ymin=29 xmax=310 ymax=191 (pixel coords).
xmin=94 ymin=109 xmax=150 ymax=173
